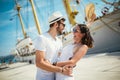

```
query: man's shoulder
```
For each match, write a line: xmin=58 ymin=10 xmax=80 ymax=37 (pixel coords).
xmin=37 ymin=33 xmax=48 ymax=39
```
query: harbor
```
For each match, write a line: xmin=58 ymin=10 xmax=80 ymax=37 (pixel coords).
xmin=0 ymin=52 xmax=120 ymax=80
xmin=0 ymin=0 xmax=120 ymax=80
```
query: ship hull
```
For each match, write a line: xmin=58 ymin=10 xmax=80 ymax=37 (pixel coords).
xmin=15 ymin=37 xmax=35 ymax=63
xmin=63 ymin=9 xmax=120 ymax=54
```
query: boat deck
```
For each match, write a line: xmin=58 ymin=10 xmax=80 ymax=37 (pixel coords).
xmin=0 ymin=52 xmax=120 ymax=80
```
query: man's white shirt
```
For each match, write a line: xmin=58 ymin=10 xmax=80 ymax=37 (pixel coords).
xmin=34 ymin=32 xmax=62 ymax=80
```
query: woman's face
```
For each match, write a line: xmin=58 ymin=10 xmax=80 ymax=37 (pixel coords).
xmin=73 ymin=26 xmax=84 ymax=43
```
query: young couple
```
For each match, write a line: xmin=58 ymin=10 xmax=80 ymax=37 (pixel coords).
xmin=34 ymin=11 xmax=94 ymax=80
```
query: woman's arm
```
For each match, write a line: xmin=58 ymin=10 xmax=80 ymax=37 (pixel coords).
xmin=56 ymin=45 xmax=88 ymax=67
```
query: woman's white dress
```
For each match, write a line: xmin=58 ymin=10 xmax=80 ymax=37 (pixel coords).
xmin=56 ymin=44 xmax=75 ymax=80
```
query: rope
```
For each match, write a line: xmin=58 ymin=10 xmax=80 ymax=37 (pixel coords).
xmin=26 ymin=0 xmax=29 ymax=36
xmin=16 ymin=13 xmax=18 ymax=42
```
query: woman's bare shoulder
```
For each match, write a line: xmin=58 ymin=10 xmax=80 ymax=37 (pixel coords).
xmin=79 ymin=44 xmax=88 ymax=50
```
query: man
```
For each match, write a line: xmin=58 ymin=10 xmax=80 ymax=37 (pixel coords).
xmin=34 ymin=11 xmax=71 ymax=80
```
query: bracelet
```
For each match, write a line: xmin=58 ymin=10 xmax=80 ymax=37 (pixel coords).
xmin=61 ymin=67 xmax=64 ymax=73
xmin=60 ymin=67 xmax=64 ymax=73
xmin=53 ymin=62 xmax=57 ymax=66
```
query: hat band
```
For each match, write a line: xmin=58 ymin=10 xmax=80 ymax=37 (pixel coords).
xmin=49 ymin=17 xmax=61 ymax=23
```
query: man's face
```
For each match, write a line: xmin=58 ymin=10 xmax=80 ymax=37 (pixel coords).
xmin=57 ymin=19 xmax=65 ymax=35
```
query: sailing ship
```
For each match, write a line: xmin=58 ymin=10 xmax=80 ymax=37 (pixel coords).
xmin=13 ymin=0 xmax=120 ymax=63
xmin=13 ymin=0 xmax=42 ymax=63
xmin=62 ymin=0 xmax=120 ymax=54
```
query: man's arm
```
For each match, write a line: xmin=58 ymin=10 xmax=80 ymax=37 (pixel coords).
xmin=36 ymin=50 xmax=72 ymax=76
xmin=36 ymin=50 xmax=62 ymax=72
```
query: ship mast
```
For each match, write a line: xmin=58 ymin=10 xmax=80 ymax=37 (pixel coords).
xmin=29 ymin=0 xmax=41 ymax=34
xmin=63 ymin=0 xmax=78 ymax=26
xmin=15 ymin=1 xmax=27 ymax=38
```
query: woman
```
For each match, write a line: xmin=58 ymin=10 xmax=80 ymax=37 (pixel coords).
xmin=55 ymin=23 xmax=94 ymax=80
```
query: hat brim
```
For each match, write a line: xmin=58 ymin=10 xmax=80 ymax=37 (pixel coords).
xmin=49 ymin=17 xmax=65 ymax=25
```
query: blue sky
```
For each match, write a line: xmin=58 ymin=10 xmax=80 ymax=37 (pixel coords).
xmin=0 ymin=0 xmax=116 ymax=56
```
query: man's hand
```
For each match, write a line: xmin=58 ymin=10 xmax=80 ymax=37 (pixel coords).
xmin=61 ymin=65 xmax=73 ymax=76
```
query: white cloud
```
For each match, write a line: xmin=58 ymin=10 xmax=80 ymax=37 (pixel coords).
xmin=0 ymin=20 xmax=11 ymax=27
xmin=0 ymin=9 xmax=17 ymax=27
xmin=20 ymin=6 xmax=32 ymax=14
xmin=0 ymin=9 xmax=15 ymax=15
xmin=28 ymin=25 xmax=36 ymax=32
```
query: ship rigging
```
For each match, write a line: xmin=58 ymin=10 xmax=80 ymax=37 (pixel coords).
xmin=11 ymin=0 xmax=120 ymax=63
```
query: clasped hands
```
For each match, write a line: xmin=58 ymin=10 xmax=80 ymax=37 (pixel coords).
xmin=61 ymin=64 xmax=73 ymax=76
